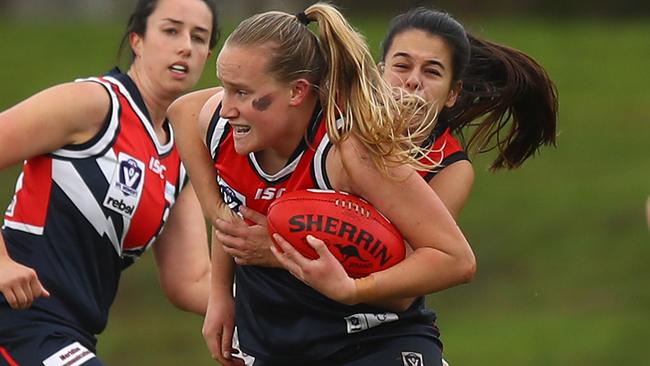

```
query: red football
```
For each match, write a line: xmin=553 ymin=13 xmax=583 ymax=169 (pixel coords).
xmin=267 ymin=189 xmax=405 ymax=278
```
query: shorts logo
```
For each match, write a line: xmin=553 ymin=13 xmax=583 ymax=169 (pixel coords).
xmin=402 ymin=351 xmax=424 ymax=366
xmin=43 ymin=341 xmax=96 ymax=366
xmin=344 ymin=312 xmax=399 ymax=334
xmin=103 ymin=153 xmax=145 ymax=218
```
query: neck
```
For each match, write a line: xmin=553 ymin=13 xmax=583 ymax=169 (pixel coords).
xmin=127 ymin=67 xmax=175 ymax=131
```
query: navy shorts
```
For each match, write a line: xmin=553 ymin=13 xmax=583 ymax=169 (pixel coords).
xmin=238 ymin=335 xmax=442 ymax=366
xmin=0 ymin=328 xmax=105 ymax=366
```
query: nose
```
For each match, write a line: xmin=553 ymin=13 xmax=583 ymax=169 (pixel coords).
xmin=404 ymin=70 xmax=422 ymax=93
xmin=177 ymin=33 xmax=193 ymax=57
xmin=220 ymin=94 xmax=240 ymax=120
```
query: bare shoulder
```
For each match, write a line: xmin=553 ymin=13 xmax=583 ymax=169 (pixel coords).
xmin=27 ymin=82 xmax=110 ymax=143
xmin=197 ymin=89 xmax=224 ymax=133
xmin=433 ymin=160 xmax=474 ymax=185
xmin=168 ymin=86 xmax=223 ymax=119
xmin=327 ymin=134 xmax=415 ymax=197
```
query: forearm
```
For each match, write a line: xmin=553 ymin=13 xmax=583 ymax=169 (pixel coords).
xmin=174 ymin=131 xmax=224 ymax=222
xmin=352 ymin=246 xmax=475 ymax=304
xmin=209 ymin=228 xmax=236 ymax=301
xmin=164 ymin=267 xmax=211 ymax=315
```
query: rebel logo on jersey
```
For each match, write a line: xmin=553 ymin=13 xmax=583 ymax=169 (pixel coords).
xmin=103 ymin=153 xmax=145 ymax=218
xmin=267 ymin=189 xmax=406 ymax=278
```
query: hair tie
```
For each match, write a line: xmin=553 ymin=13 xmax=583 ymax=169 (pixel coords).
xmin=296 ymin=11 xmax=311 ymax=25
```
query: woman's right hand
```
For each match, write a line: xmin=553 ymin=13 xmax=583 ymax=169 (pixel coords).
xmin=0 ymin=256 xmax=50 ymax=309
xmin=202 ymin=295 xmax=244 ymax=366
xmin=215 ymin=206 xmax=280 ymax=268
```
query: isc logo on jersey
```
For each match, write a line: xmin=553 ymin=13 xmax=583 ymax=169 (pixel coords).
xmin=103 ymin=153 xmax=145 ymax=218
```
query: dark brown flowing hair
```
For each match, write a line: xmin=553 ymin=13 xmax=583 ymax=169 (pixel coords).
xmin=382 ymin=8 xmax=558 ymax=171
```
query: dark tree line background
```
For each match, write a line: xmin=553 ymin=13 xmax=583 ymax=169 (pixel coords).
xmin=1 ymin=0 xmax=649 ymax=18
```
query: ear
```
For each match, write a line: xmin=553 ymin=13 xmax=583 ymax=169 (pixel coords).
xmin=129 ymin=32 xmax=143 ymax=58
xmin=377 ymin=61 xmax=386 ymax=74
xmin=444 ymin=80 xmax=463 ymax=108
xmin=288 ymin=79 xmax=312 ymax=107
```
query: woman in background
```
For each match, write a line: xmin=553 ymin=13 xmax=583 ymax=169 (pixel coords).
xmin=0 ymin=0 xmax=219 ymax=364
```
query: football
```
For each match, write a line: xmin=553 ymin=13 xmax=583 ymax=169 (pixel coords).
xmin=267 ymin=189 xmax=405 ymax=278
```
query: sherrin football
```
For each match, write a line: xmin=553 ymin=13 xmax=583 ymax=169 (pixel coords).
xmin=267 ymin=189 xmax=405 ymax=278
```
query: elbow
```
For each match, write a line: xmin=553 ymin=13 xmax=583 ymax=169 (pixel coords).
xmin=457 ymin=254 xmax=477 ymax=284
xmin=161 ymin=282 xmax=191 ymax=312
xmin=161 ymin=270 xmax=210 ymax=315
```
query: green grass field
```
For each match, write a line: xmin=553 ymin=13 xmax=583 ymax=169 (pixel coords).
xmin=1 ymin=16 xmax=649 ymax=365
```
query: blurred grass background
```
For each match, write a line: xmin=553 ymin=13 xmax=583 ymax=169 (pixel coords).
xmin=1 ymin=13 xmax=649 ymax=366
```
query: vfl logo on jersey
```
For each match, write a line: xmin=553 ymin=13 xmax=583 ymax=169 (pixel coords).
xmin=218 ymin=176 xmax=246 ymax=214
xmin=402 ymin=352 xmax=425 ymax=366
xmin=118 ymin=158 xmax=143 ymax=196
xmin=103 ymin=153 xmax=145 ymax=218
xmin=344 ymin=312 xmax=399 ymax=334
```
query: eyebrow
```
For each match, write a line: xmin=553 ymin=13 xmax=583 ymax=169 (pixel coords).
xmin=218 ymin=78 xmax=249 ymax=91
xmin=392 ymin=51 xmax=446 ymax=69
xmin=162 ymin=17 xmax=210 ymax=34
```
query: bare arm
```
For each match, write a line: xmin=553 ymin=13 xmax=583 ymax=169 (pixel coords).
xmin=0 ymin=82 xmax=109 ymax=169
xmin=0 ymin=81 xmax=109 ymax=308
xmin=168 ymin=88 xmax=242 ymax=365
xmin=339 ymin=136 xmax=476 ymax=302
xmin=427 ymin=160 xmax=474 ymax=219
xmin=168 ymin=87 xmax=231 ymax=223
xmin=153 ymin=183 xmax=210 ymax=315
xmin=272 ymin=136 xmax=476 ymax=305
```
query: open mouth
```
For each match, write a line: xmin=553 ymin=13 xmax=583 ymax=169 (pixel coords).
xmin=232 ymin=125 xmax=251 ymax=134
xmin=170 ymin=64 xmax=188 ymax=75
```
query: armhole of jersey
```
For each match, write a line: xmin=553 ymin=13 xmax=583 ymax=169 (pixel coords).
xmin=423 ymin=151 xmax=470 ymax=182
xmin=312 ymin=128 xmax=337 ymax=191
xmin=206 ymin=103 xmax=230 ymax=161
xmin=51 ymin=77 xmax=120 ymax=160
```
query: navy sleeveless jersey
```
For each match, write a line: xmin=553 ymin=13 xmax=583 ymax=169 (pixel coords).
xmin=0 ymin=69 xmax=186 ymax=341
xmin=208 ymin=104 xmax=438 ymax=362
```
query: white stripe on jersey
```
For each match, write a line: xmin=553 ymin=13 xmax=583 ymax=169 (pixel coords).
xmin=313 ymin=117 xmax=343 ymax=190
xmin=249 ymin=151 xmax=304 ymax=182
xmin=179 ymin=162 xmax=188 ymax=189
xmin=97 ymin=148 xmax=117 ymax=181
xmin=52 ymin=159 xmax=121 ymax=255
xmin=209 ymin=117 xmax=230 ymax=158
xmin=2 ymin=219 xmax=44 ymax=235
xmin=313 ymin=133 xmax=331 ymax=190
xmin=52 ymin=77 xmax=120 ymax=159
xmin=103 ymin=76 xmax=174 ymax=156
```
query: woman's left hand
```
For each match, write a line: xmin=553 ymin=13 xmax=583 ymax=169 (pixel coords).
xmin=271 ymin=234 xmax=357 ymax=305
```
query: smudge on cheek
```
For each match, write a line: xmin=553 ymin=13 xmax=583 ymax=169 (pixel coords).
xmin=252 ymin=94 xmax=274 ymax=111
